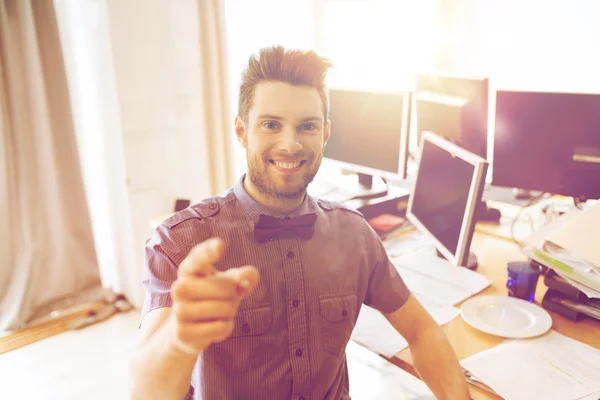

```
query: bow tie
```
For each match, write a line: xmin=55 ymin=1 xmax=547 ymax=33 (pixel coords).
xmin=254 ymin=213 xmax=317 ymax=243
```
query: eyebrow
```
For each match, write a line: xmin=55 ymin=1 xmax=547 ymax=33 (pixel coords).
xmin=257 ymin=114 xmax=323 ymax=123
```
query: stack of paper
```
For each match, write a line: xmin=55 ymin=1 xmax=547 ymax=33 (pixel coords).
xmin=524 ymin=201 xmax=600 ymax=299
xmin=351 ymin=252 xmax=492 ymax=357
xmin=460 ymin=330 xmax=600 ymax=400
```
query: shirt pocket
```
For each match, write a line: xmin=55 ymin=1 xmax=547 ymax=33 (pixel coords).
xmin=205 ymin=303 xmax=274 ymax=370
xmin=319 ymin=294 xmax=357 ymax=356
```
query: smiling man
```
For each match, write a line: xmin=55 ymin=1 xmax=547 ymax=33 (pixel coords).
xmin=130 ymin=46 xmax=470 ymax=400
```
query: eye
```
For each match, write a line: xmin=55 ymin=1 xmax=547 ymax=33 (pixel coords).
xmin=299 ymin=122 xmax=317 ymax=131
xmin=263 ymin=121 xmax=281 ymax=131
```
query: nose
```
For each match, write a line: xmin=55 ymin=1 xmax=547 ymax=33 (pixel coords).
xmin=277 ymin=128 xmax=303 ymax=155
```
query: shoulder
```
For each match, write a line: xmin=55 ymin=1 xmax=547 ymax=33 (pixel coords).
xmin=316 ymin=198 xmax=365 ymax=220
xmin=162 ymin=191 xmax=237 ymax=230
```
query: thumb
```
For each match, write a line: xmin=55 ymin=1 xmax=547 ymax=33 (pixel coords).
xmin=222 ymin=266 xmax=260 ymax=298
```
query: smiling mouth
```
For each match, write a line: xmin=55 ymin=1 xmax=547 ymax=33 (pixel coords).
xmin=269 ymin=160 xmax=307 ymax=170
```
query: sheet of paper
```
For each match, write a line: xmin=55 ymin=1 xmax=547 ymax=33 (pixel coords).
xmin=392 ymin=252 xmax=493 ymax=306
xmin=346 ymin=340 xmax=435 ymax=400
xmin=460 ymin=330 xmax=600 ymax=400
xmin=558 ymin=271 xmax=600 ymax=299
xmin=548 ymin=201 xmax=600 ymax=268
xmin=351 ymin=301 xmax=460 ymax=358
xmin=351 ymin=306 xmax=408 ymax=357
xmin=382 ymin=235 xmax=438 ymax=259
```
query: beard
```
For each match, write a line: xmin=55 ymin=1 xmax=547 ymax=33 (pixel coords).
xmin=246 ymin=151 xmax=322 ymax=199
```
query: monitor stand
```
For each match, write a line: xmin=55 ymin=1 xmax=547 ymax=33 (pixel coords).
xmin=349 ymin=172 xmax=388 ymax=200
xmin=513 ymin=188 xmax=534 ymax=200
xmin=437 ymin=250 xmax=478 ymax=271
xmin=475 ymin=200 xmax=501 ymax=222
xmin=465 ymin=251 xmax=478 ymax=271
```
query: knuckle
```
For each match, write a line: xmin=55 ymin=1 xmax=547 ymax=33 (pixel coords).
xmin=173 ymin=303 xmax=186 ymax=320
xmin=220 ymin=302 xmax=236 ymax=318
xmin=217 ymin=320 xmax=234 ymax=338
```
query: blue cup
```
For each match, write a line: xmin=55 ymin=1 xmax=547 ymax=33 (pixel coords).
xmin=506 ymin=261 xmax=541 ymax=302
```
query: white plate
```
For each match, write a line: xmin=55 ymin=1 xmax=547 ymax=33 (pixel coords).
xmin=460 ymin=295 xmax=553 ymax=338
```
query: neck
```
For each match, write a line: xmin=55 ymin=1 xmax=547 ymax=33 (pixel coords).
xmin=243 ymin=176 xmax=305 ymax=215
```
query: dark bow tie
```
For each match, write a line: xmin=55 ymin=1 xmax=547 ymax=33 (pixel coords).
xmin=254 ymin=213 xmax=317 ymax=243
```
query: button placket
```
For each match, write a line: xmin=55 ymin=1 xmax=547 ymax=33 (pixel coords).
xmin=280 ymin=238 xmax=310 ymax=398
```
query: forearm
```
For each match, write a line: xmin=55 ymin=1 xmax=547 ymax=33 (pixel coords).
xmin=130 ymin=320 xmax=198 ymax=400
xmin=410 ymin=325 xmax=470 ymax=400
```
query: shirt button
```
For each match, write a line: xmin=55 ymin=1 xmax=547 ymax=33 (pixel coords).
xmin=292 ymin=300 xmax=299 ymax=307
xmin=287 ymin=251 xmax=295 ymax=259
xmin=295 ymin=348 xmax=303 ymax=357
xmin=342 ymin=309 xmax=348 ymax=317
xmin=242 ymin=324 xmax=250 ymax=334
xmin=208 ymin=203 xmax=217 ymax=210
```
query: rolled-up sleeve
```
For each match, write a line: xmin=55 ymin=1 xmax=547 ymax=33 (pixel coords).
xmin=362 ymin=225 xmax=411 ymax=314
xmin=140 ymin=225 xmax=180 ymax=322
xmin=140 ymin=217 xmax=206 ymax=325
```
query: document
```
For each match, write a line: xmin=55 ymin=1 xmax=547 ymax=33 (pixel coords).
xmin=392 ymin=252 xmax=493 ymax=306
xmin=460 ymin=330 xmax=600 ymax=400
xmin=351 ymin=300 xmax=460 ymax=358
xmin=346 ymin=340 xmax=435 ymax=400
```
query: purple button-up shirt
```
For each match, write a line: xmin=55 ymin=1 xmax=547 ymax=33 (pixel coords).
xmin=142 ymin=176 xmax=411 ymax=400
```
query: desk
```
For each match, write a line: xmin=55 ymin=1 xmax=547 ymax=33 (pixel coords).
xmin=390 ymin=223 xmax=600 ymax=399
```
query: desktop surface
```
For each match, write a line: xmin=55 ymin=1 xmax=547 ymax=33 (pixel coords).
xmin=390 ymin=221 xmax=600 ymax=400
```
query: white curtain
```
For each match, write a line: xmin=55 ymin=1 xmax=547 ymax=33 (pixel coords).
xmin=0 ymin=0 xmax=101 ymax=331
xmin=53 ymin=0 xmax=142 ymax=309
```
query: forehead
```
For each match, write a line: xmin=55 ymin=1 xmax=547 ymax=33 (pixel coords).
xmin=249 ymin=81 xmax=323 ymax=121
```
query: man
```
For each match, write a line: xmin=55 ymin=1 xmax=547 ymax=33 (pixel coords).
xmin=130 ymin=46 xmax=470 ymax=400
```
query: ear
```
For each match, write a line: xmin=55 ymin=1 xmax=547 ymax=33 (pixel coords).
xmin=234 ymin=116 xmax=248 ymax=149
xmin=323 ymin=119 xmax=331 ymax=146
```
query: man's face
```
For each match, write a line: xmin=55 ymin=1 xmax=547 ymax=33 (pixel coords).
xmin=236 ymin=81 xmax=330 ymax=199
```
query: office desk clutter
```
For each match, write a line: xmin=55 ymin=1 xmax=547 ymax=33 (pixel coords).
xmin=524 ymin=201 xmax=600 ymax=322
xmin=506 ymin=261 xmax=542 ymax=302
xmin=312 ymin=79 xmax=599 ymax=399
xmin=460 ymin=330 xmax=600 ymax=400
xmin=351 ymin=251 xmax=492 ymax=357
xmin=459 ymin=295 xmax=552 ymax=339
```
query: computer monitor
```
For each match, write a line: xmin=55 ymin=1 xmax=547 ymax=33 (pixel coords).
xmin=494 ymin=91 xmax=600 ymax=200
xmin=406 ymin=132 xmax=489 ymax=268
xmin=415 ymin=73 xmax=489 ymax=159
xmin=324 ymin=89 xmax=411 ymax=185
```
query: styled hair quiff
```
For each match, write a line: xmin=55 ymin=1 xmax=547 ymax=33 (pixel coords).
xmin=237 ymin=46 xmax=333 ymax=124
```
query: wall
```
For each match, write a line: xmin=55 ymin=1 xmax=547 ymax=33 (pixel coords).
xmin=437 ymin=0 xmax=600 ymax=93
xmin=105 ymin=0 xmax=213 ymax=305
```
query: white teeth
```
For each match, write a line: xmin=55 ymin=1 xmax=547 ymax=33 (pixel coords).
xmin=274 ymin=161 xmax=301 ymax=169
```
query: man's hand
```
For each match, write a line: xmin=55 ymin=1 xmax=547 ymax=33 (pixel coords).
xmin=168 ymin=238 xmax=260 ymax=355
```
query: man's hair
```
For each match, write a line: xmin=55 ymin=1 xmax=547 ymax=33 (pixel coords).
xmin=238 ymin=45 xmax=333 ymax=125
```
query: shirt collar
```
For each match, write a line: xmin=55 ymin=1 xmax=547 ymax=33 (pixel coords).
xmin=233 ymin=175 xmax=318 ymax=223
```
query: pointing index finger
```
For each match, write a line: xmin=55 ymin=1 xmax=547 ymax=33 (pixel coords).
xmin=178 ymin=238 xmax=224 ymax=278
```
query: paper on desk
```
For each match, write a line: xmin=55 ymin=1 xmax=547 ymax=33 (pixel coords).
xmin=460 ymin=330 xmax=600 ymax=400
xmin=382 ymin=235 xmax=438 ymax=259
xmin=351 ymin=300 xmax=460 ymax=358
xmin=392 ymin=252 xmax=493 ymax=306
xmin=346 ymin=340 xmax=435 ymax=400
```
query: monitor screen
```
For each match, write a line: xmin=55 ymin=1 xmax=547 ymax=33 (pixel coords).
xmin=407 ymin=132 xmax=488 ymax=266
xmin=494 ymin=91 xmax=600 ymax=199
xmin=415 ymin=73 xmax=489 ymax=159
xmin=324 ymin=89 xmax=410 ymax=179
